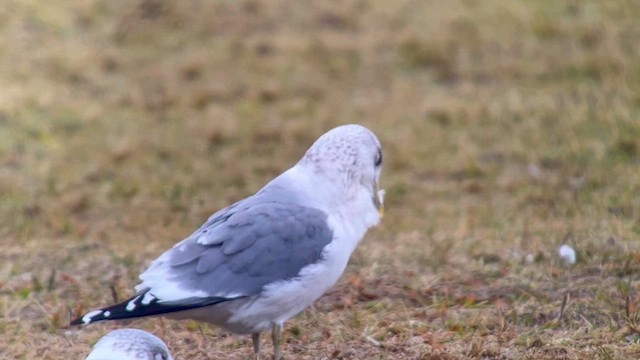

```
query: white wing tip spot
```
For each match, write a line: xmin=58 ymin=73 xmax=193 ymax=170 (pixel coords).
xmin=82 ymin=310 xmax=103 ymax=324
xmin=126 ymin=295 xmax=141 ymax=311
xmin=141 ymin=292 xmax=156 ymax=305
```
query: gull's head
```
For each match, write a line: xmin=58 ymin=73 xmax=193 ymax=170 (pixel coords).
xmin=85 ymin=329 xmax=173 ymax=360
xmin=299 ymin=124 xmax=384 ymax=218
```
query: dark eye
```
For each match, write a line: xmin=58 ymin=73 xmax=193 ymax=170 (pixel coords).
xmin=374 ymin=149 xmax=383 ymax=167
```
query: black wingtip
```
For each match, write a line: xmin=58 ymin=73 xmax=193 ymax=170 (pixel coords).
xmin=70 ymin=306 xmax=112 ymax=326
xmin=70 ymin=289 xmax=238 ymax=326
xmin=70 ymin=290 xmax=151 ymax=326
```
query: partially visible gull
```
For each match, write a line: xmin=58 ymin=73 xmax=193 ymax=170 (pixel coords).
xmin=72 ymin=124 xmax=385 ymax=359
xmin=85 ymin=328 xmax=172 ymax=360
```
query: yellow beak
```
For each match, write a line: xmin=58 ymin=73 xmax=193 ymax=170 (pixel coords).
xmin=373 ymin=184 xmax=385 ymax=217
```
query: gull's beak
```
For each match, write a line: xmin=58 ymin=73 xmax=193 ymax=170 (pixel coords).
xmin=373 ymin=182 xmax=385 ymax=217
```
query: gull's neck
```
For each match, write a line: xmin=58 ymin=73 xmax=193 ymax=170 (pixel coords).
xmin=285 ymin=164 xmax=379 ymax=229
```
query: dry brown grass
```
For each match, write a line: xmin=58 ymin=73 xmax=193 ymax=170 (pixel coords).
xmin=1 ymin=0 xmax=640 ymax=359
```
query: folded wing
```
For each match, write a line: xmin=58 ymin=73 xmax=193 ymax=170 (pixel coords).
xmin=72 ymin=200 xmax=333 ymax=325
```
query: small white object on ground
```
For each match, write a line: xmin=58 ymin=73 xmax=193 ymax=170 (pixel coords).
xmin=85 ymin=328 xmax=172 ymax=360
xmin=525 ymin=253 xmax=535 ymax=264
xmin=558 ymin=244 xmax=577 ymax=265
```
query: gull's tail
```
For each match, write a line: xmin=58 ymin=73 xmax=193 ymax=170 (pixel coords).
xmin=70 ymin=288 xmax=236 ymax=325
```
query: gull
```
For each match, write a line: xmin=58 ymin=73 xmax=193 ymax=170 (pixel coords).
xmin=71 ymin=124 xmax=384 ymax=359
xmin=85 ymin=328 xmax=172 ymax=360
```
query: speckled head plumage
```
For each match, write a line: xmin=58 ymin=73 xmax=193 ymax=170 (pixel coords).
xmin=300 ymin=124 xmax=382 ymax=183
xmin=85 ymin=329 xmax=173 ymax=360
xmin=299 ymin=124 xmax=384 ymax=212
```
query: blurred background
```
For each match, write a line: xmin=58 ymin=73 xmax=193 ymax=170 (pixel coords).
xmin=1 ymin=1 xmax=639 ymax=358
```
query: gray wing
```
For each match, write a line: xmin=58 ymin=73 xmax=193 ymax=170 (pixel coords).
xmin=71 ymin=199 xmax=335 ymax=325
xmin=145 ymin=201 xmax=334 ymax=301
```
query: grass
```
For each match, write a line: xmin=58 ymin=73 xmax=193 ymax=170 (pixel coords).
xmin=1 ymin=0 xmax=640 ymax=358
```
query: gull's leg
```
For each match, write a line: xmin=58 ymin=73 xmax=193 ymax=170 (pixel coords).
xmin=271 ymin=323 xmax=283 ymax=360
xmin=252 ymin=333 xmax=261 ymax=360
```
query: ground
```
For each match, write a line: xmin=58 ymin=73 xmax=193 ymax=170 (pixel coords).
xmin=1 ymin=0 xmax=640 ymax=359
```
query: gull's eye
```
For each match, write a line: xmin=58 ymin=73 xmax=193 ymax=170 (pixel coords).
xmin=374 ymin=149 xmax=383 ymax=167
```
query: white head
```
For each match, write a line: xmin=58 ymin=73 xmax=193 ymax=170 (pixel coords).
xmin=298 ymin=124 xmax=384 ymax=218
xmin=85 ymin=329 xmax=173 ymax=360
